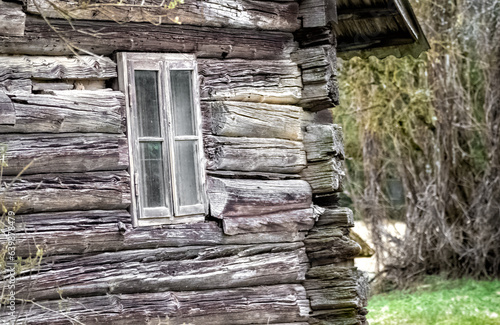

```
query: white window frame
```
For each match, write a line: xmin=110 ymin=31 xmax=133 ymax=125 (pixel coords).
xmin=117 ymin=53 xmax=207 ymax=227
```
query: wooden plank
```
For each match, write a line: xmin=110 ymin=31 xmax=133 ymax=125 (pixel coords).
xmin=4 ymin=284 xmax=310 ymax=324
xmin=294 ymin=26 xmax=334 ymax=48
xmin=198 ymin=59 xmax=302 ymax=103
xmin=291 ymin=45 xmax=338 ymax=110
xmin=0 ymin=55 xmax=117 ymax=80
xmin=207 ymin=170 xmax=302 ymax=180
xmin=299 ymin=0 xmax=328 ymax=28
xmin=25 ymin=0 xmax=300 ymax=32
xmin=0 ymin=91 xmax=15 ymax=125
xmin=207 ymin=177 xmax=312 ymax=219
xmin=205 ymin=101 xmax=303 ymax=140
xmin=0 ymin=15 xmax=296 ymax=59
xmin=0 ymin=133 xmax=128 ymax=175
xmin=0 ymin=78 xmax=32 ymax=94
xmin=301 ymin=158 xmax=344 ymax=194
xmin=0 ymin=90 xmax=124 ymax=134
xmin=205 ymin=135 xmax=307 ymax=174
xmin=1 ymin=171 xmax=131 ymax=214
xmin=304 ymin=227 xmax=361 ymax=266
xmin=222 ymin=208 xmax=315 ymax=235
xmin=32 ymin=80 xmax=75 ymax=92
xmin=303 ymin=124 xmax=344 ymax=161
xmin=13 ymin=247 xmax=308 ymax=300
xmin=315 ymin=207 xmax=354 ymax=227
xmin=0 ymin=1 xmax=25 ymax=37
xmin=299 ymin=0 xmax=336 ymax=28
xmin=10 ymin=212 xmax=306 ymax=256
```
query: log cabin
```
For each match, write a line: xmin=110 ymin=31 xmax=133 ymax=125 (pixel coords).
xmin=0 ymin=0 xmax=428 ymax=324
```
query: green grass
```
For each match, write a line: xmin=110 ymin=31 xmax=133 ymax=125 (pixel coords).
xmin=367 ymin=277 xmax=500 ymax=325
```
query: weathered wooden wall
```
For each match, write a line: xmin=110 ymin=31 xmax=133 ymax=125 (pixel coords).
xmin=0 ymin=0 xmax=368 ymax=324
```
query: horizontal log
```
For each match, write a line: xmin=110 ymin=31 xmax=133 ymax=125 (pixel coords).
xmin=198 ymin=59 xmax=302 ymax=103
xmin=0 ymin=78 xmax=32 ymax=94
xmin=0 ymin=133 xmax=128 ymax=175
xmin=300 ymin=82 xmax=339 ymax=111
xmin=1 ymin=90 xmax=124 ymax=133
xmin=309 ymin=311 xmax=362 ymax=325
xmin=13 ymin=247 xmax=308 ymax=300
xmin=299 ymin=0 xmax=336 ymax=28
xmin=0 ymin=55 xmax=117 ymax=81
xmin=26 ymin=0 xmax=300 ymax=32
xmin=32 ymin=80 xmax=75 ymax=91
xmin=1 ymin=171 xmax=131 ymax=214
xmin=301 ymin=158 xmax=345 ymax=193
xmin=294 ymin=26 xmax=334 ymax=48
xmin=0 ymin=16 xmax=296 ymax=59
xmin=205 ymin=135 xmax=306 ymax=174
xmin=0 ymin=90 xmax=15 ymax=125
xmin=9 ymin=212 xmax=306 ymax=256
xmin=303 ymin=124 xmax=344 ymax=161
xmin=291 ymin=45 xmax=338 ymax=110
xmin=305 ymin=266 xmax=361 ymax=309
xmin=4 ymin=284 xmax=310 ymax=324
xmin=206 ymin=101 xmax=303 ymax=140
xmin=207 ymin=177 xmax=312 ymax=218
xmin=222 ymin=208 xmax=315 ymax=235
xmin=32 ymin=242 xmax=305 ymax=272
xmin=0 ymin=1 xmax=25 ymax=37
xmin=315 ymin=207 xmax=354 ymax=227
xmin=307 ymin=287 xmax=359 ymax=310
xmin=207 ymin=170 xmax=302 ymax=180
xmin=305 ymin=227 xmax=361 ymax=266
xmin=305 ymin=267 xmax=366 ymax=314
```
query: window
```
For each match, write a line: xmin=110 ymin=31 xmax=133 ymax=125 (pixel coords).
xmin=117 ymin=53 xmax=207 ymax=226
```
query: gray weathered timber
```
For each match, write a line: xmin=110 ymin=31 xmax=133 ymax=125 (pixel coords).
xmin=205 ymin=135 xmax=306 ymax=174
xmin=0 ymin=78 xmax=31 ymax=94
xmin=206 ymin=100 xmax=303 ymax=140
xmin=0 ymin=90 xmax=15 ymax=125
xmin=0 ymin=1 xmax=26 ymax=37
xmin=222 ymin=208 xmax=315 ymax=235
xmin=303 ymin=124 xmax=345 ymax=161
xmin=0 ymin=90 xmax=124 ymax=133
xmin=301 ymin=158 xmax=345 ymax=193
xmin=0 ymin=133 xmax=128 ymax=175
xmin=9 ymin=213 xmax=306 ymax=256
xmin=26 ymin=0 xmax=300 ymax=32
xmin=1 ymin=171 xmax=130 ymax=214
xmin=299 ymin=0 xmax=337 ymax=28
xmin=207 ymin=177 xmax=312 ymax=219
xmin=305 ymin=266 xmax=367 ymax=321
xmin=32 ymin=80 xmax=75 ymax=92
xmin=292 ymin=45 xmax=338 ymax=110
xmin=305 ymin=227 xmax=361 ymax=266
xmin=4 ymin=285 xmax=310 ymax=325
xmin=0 ymin=55 xmax=117 ymax=80
xmin=207 ymin=170 xmax=302 ymax=180
xmin=0 ymin=16 xmax=296 ymax=59
xmin=315 ymin=207 xmax=354 ymax=227
xmin=13 ymin=248 xmax=308 ymax=300
xmin=198 ymin=59 xmax=302 ymax=103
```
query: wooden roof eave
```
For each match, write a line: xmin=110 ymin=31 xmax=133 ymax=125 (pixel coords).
xmin=335 ymin=0 xmax=430 ymax=60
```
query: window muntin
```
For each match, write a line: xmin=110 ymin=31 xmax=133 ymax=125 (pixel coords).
xmin=118 ymin=53 xmax=207 ymax=226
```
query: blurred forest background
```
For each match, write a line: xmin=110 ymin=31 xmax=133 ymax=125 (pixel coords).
xmin=336 ymin=0 xmax=500 ymax=286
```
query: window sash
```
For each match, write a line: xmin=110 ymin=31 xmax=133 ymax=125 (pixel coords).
xmin=117 ymin=53 xmax=207 ymax=227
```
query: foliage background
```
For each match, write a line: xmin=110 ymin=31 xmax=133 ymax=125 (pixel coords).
xmin=335 ymin=0 xmax=500 ymax=283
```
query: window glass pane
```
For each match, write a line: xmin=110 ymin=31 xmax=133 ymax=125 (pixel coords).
xmin=170 ymin=70 xmax=196 ymax=136
xmin=140 ymin=141 xmax=167 ymax=208
xmin=174 ymin=140 xmax=201 ymax=207
xmin=135 ymin=70 xmax=161 ymax=137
